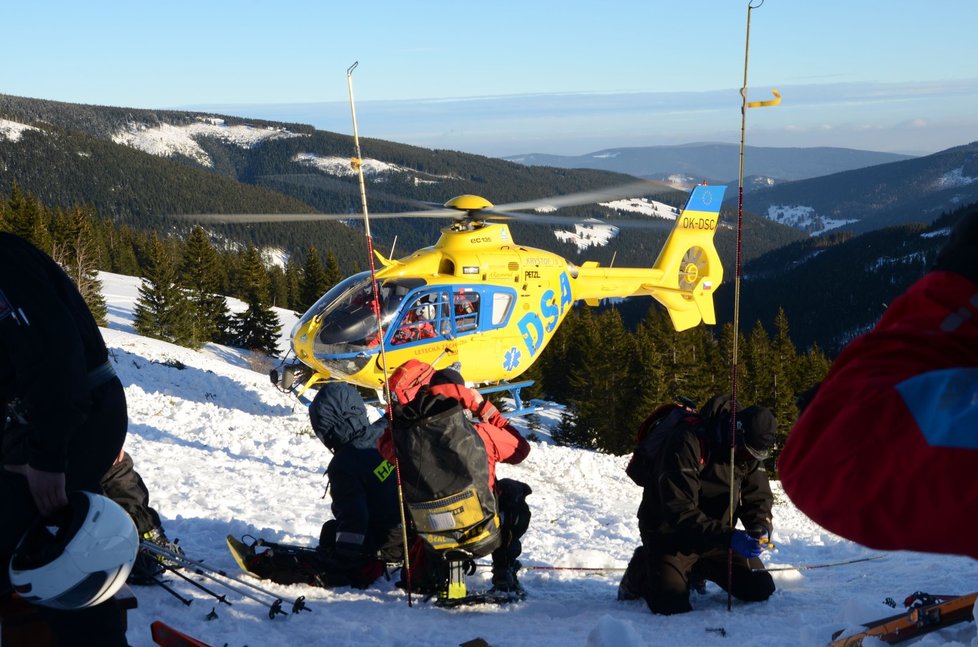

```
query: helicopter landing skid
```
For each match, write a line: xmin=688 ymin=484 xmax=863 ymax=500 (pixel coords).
xmin=476 ymin=381 xmax=562 ymax=418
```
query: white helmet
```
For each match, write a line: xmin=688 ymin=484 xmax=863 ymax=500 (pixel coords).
xmin=8 ymin=491 xmax=138 ymax=609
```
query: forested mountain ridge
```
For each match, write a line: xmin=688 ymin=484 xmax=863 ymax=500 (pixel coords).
xmin=0 ymin=93 xmax=804 ymax=276
xmin=737 ymin=141 xmax=978 ymax=235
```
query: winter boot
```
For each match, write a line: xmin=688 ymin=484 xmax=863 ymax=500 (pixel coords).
xmin=617 ymin=546 xmax=647 ymax=601
xmin=489 ymin=559 xmax=524 ymax=595
xmin=143 ymin=527 xmax=184 ymax=568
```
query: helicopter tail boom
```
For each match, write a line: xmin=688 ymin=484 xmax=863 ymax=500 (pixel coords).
xmin=572 ymin=184 xmax=726 ymax=331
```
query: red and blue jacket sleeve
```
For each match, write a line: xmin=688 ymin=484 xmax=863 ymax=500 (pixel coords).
xmin=778 ymin=271 xmax=978 ymax=558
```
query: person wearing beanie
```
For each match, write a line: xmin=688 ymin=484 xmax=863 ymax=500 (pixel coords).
xmin=618 ymin=393 xmax=777 ymax=614
xmin=380 ymin=360 xmax=532 ymax=596
xmin=779 ymin=210 xmax=978 ymax=560
xmin=232 ymin=382 xmax=403 ymax=589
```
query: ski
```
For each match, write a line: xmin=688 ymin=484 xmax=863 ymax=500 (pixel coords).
xmin=226 ymin=534 xmax=259 ymax=577
xmin=829 ymin=591 xmax=977 ymax=646
xmin=434 ymin=588 xmax=527 ymax=609
xmin=150 ymin=620 xmax=213 ymax=647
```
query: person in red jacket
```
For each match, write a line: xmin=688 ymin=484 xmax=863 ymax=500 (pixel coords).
xmin=380 ymin=360 xmax=532 ymax=594
xmin=778 ymin=210 xmax=978 ymax=559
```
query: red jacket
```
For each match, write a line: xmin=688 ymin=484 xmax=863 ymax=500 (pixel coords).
xmin=778 ymin=271 xmax=978 ymax=558
xmin=378 ymin=384 xmax=530 ymax=490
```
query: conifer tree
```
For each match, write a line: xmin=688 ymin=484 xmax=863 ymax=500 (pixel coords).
xmin=51 ymin=206 xmax=107 ymax=325
xmin=230 ymin=245 xmax=281 ymax=355
xmin=179 ymin=226 xmax=232 ymax=346
xmin=744 ymin=321 xmax=774 ymax=404
xmin=296 ymin=245 xmax=329 ymax=315
xmin=769 ymin=308 xmax=800 ymax=441
xmin=133 ymin=235 xmax=196 ymax=347
xmin=6 ymin=185 xmax=52 ymax=253
xmin=324 ymin=250 xmax=342 ymax=286
xmin=284 ymin=257 xmax=302 ymax=311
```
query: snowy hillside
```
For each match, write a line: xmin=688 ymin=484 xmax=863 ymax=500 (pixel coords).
xmin=95 ymin=272 xmax=978 ymax=647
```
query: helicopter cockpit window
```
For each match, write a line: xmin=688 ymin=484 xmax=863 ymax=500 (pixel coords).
xmin=312 ymin=274 xmax=425 ymax=352
xmin=392 ymin=291 xmax=450 ymax=345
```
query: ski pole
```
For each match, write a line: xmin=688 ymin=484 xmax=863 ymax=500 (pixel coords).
xmin=152 ymin=575 xmax=194 ymax=606
xmin=751 ymin=554 xmax=886 ymax=572
xmin=160 ymin=562 xmax=232 ymax=606
xmin=140 ymin=541 xmax=298 ymax=617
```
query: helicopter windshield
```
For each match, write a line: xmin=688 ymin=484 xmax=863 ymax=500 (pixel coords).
xmin=310 ymin=273 xmax=425 ymax=360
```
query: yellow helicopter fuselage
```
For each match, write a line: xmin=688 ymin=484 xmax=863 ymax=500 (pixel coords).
xmin=288 ymin=184 xmax=725 ymax=391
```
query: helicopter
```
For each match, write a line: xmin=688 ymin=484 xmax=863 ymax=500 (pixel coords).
xmin=248 ymin=180 xmax=728 ymax=400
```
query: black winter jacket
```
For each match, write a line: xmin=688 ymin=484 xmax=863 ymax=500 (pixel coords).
xmin=0 ymin=233 xmax=112 ymax=472
xmin=636 ymin=419 xmax=773 ymax=555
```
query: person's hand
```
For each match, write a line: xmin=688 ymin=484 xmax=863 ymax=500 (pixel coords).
xmin=730 ymin=530 xmax=763 ymax=558
xmin=469 ymin=388 xmax=484 ymax=406
xmin=25 ymin=466 xmax=68 ymax=516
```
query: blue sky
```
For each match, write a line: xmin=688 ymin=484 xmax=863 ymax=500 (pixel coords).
xmin=4 ymin=1 xmax=978 ymax=156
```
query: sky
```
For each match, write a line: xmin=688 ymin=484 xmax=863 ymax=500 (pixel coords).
xmin=4 ymin=1 xmax=978 ymax=157
xmin=95 ymin=270 xmax=978 ymax=647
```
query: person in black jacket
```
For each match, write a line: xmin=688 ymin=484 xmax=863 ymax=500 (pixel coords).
xmin=618 ymin=393 xmax=777 ymax=615
xmin=0 ymin=232 xmax=129 ymax=646
xmin=238 ymin=382 xmax=403 ymax=588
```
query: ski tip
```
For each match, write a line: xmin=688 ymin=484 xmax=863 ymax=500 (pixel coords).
xmin=459 ymin=639 xmax=491 ymax=647
xmin=225 ymin=535 xmax=253 ymax=574
xmin=151 ymin=619 xmax=214 ymax=647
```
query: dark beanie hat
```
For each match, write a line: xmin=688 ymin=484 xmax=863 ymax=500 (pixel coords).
xmin=737 ymin=406 xmax=777 ymax=460
xmin=934 ymin=211 xmax=978 ymax=285
xmin=430 ymin=366 xmax=465 ymax=387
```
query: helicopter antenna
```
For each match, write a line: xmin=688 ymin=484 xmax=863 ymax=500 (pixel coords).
xmin=727 ymin=0 xmax=781 ymax=613
xmin=389 ymin=235 xmax=397 ymax=259
xmin=346 ymin=61 xmax=414 ymax=606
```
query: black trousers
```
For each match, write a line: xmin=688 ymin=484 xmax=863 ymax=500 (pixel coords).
xmin=101 ymin=450 xmax=162 ymax=536
xmin=490 ymin=478 xmax=532 ymax=575
xmin=621 ymin=542 xmax=775 ymax=615
xmin=1 ymin=378 xmax=129 ymax=646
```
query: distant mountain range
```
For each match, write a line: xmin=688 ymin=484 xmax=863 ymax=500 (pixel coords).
xmin=506 ymin=143 xmax=912 ymax=186
xmin=1 ymin=92 xmax=976 ymax=354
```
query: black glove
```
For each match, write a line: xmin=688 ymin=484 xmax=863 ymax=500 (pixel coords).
xmin=934 ymin=211 xmax=978 ymax=285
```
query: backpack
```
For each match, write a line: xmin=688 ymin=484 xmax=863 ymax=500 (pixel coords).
xmin=625 ymin=403 xmax=705 ymax=487
xmin=391 ymin=388 xmax=501 ymax=558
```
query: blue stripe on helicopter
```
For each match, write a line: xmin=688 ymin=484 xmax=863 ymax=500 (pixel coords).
xmin=684 ymin=185 xmax=726 ymax=214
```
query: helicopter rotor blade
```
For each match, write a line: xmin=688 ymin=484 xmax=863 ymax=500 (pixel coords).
xmin=489 ymin=179 xmax=675 ymax=213
xmin=173 ymin=209 xmax=462 ymax=224
xmin=478 ymin=208 xmax=677 ymax=231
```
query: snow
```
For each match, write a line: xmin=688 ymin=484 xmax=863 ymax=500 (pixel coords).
xmin=765 ymin=204 xmax=858 ymax=236
xmin=111 ymin=117 xmax=305 ymax=167
xmin=934 ymin=167 xmax=977 ymax=189
xmin=0 ymin=117 xmax=41 ymax=142
xmin=90 ymin=271 xmax=978 ymax=646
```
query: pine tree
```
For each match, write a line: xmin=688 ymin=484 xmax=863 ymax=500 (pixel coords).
xmin=324 ymin=250 xmax=342 ymax=286
xmin=133 ymin=235 xmax=197 ymax=347
xmin=179 ymin=226 xmax=232 ymax=346
xmin=284 ymin=257 xmax=303 ymax=311
xmin=296 ymin=245 xmax=329 ymax=315
xmin=6 ymin=185 xmax=52 ymax=253
xmin=50 ymin=206 xmax=107 ymax=325
xmin=769 ymin=308 xmax=800 ymax=444
xmin=230 ymin=245 xmax=281 ymax=355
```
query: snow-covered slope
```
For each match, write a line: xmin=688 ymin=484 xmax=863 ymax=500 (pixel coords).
xmin=95 ymin=272 xmax=978 ymax=646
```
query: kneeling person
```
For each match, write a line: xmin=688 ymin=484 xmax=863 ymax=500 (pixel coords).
xmin=619 ymin=394 xmax=777 ymax=614
xmin=238 ymin=382 xmax=403 ymax=589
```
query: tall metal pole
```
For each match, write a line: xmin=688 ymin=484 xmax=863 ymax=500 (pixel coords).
xmin=346 ymin=62 xmax=414 ymax=606
xmin=728 ymin=0 xmax=781 ymax=612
